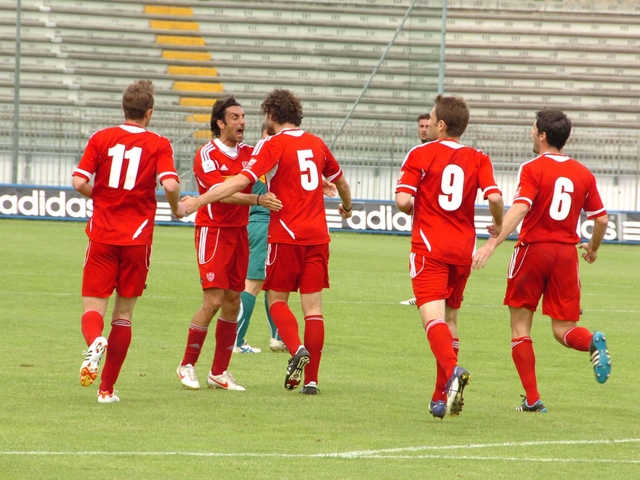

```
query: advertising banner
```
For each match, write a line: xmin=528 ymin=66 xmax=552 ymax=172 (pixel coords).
xmin=0 ymin=184 xmax=636 ymax=243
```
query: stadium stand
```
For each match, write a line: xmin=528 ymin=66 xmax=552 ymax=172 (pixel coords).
xmin=2 ymin=0 xmax=640 ymax=207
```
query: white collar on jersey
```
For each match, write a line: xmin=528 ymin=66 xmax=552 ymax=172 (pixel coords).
xmin=545 ymin=154 xmax=570 ymax=162
xmin=280 ymin=128 xmax=304 ymax=137
xmin=119 ymin=124 xmax=146 ymax=134
xmin=213 ymin=137 xmax=239 ymax=159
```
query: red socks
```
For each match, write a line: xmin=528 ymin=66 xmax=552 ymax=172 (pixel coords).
xmin=433 ymin=337 xmax=459 ymax=402
xmin=211 ymin=318 xmax=236 ymax=376
xmin=425 ymin=320 xmax=457 ymax=381
xmin=303 ymin=315 xmax=324 ymax=385
xmin=99 ymin=319 xmax=132 ymax=394
xmin=181 ymin=323 xmax=209 ymax=367
xmin=81 ymin=310 xmax=104 ymax=346
xmin=562 ymin=327 xmax=592 ymax=352
xmin=270 ymin=301 xmax=302 ymax=355
xmin=511 ymin=336 xmax=540 ymax=405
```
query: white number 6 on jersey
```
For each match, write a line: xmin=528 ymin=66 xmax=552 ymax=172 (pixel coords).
xmin=549 ymin=177 xmax=574 ymax=221
xmin=297 ymin=149 xmax=319 ymax=191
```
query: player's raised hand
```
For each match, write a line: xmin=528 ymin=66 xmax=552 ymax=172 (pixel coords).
xmin=322 ymin=178 xmax=337 ymax=197
xmin=487 ymin=219 xmax=502 ymax=238
xmin=578 ymin=242 xmax=598 ymax=264
xmin=260 ymin=192 xmax=282 ymax=211
xmin=181 ymin=195 xmax=200 ymax=215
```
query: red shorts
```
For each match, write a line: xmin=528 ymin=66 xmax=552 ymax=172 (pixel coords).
xmin=82 ymin=241 xmax=151 ymax=298
xmin=195 ymin=226 xmax=248 ymax=292
xmin=410 ymin=254 xmax=471 ymax=309
xmin=504 ymin=242 xmax=581 ymax=321
xmin=263 ymin=243 xmax=330 ymax=294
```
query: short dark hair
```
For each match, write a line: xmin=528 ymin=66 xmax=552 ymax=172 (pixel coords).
xmin=535 ymin=108 xmax=571 ymax=149
xmin=210 ymin=95 xmax=242 ymax=137
xmin=122 ymin=80 xmax=154 ymax=120
xmin=417 ymin=113 xmax=430 ymax=122
xmin=433 ymin=95 xmax=469 ymax=138
xmin=261 ymin=89 xmax=303 ymax=127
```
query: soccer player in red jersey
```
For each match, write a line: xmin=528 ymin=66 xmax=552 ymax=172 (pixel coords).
xmin=473 ymin=108 xmax=612 ymax=413
xmin=182 ymin=89 xmax=352 ymax=394
xmin=176 ymin=95 xmax=281 ymax=391
xmin=395 ymin=95 xmax=504 ymax=419
xmin=72 ymin=80 xmax=185 ymax=403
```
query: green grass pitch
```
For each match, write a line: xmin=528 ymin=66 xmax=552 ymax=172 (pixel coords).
xmin=0 ymin=219 xmax=638 ymax=479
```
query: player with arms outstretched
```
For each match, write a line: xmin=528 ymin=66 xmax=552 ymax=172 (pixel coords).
xmin=395 ymin=95 xmax=504 ymax=419
xmin=176 ymin=95 xmax=281 ymax=391
xmin=473 ymin=108 xmax=611 ymax=413
xmin=72 ymin=80 xmax=185 ymax=403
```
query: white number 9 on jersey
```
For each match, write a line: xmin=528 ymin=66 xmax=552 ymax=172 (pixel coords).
xmin=297 ymin=149 xmax=319 ymax=191
xmin=549 ymin=176 xmax=574 ymax=221
xmin=438 ymin=164 xmax=464 ymax=211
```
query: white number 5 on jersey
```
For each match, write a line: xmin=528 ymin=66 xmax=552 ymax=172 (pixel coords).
xmin=297 ymin=149 xmax=319 ymax=191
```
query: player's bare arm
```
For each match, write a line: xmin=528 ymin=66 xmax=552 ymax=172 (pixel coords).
xmin=220 ymin=191 xmax=282 ymax=212
xmin=72 ymin=176 xmax=93 ymax=199
xmin=182 ymin=174 xmax=251 ymax=214
xmin=395 ymin=191 xmax=414 ymax=216
xmin=162 ymin=178 xmax=185 ymax=219
xmin=487 ymin=192 xmax=505 ymax=237
xmin=578 ymin=214 xmax=608 ymax=264
xmin=472 ymin=202 xmax=529 ymax=270
xmin=334 ymin=176 xmax=353 ymax=219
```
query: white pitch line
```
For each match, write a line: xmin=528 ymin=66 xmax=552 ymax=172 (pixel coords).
xmin=2 ymin=438 xmax=639 ymax=461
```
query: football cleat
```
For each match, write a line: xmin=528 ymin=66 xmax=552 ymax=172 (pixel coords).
xmin=429 ymin=400 xmax=447 ymax=419
xmin=269 ymin=338 xmax=287 ymax=352
xmin=80 ymin=336 xmax=108 ymax=387
xmin=400 ymin=297 xmax=417 ymax=306
xmin=515 ymin=396 xmax=547 ymax=413
xmin=300 ymin=381 xmax=319 ymax=395
xmin=285 ymin=346 xmax=310 ymax=391
xmin=207 ymin=370 xmax=246 ymax=391
xmin=590 ymin=331 xmax=611 ymax=384
xmin=97 ymin=390 xmax=120 ymax=404
xmin=233 ymin=342 xmax=262 ymax=354
xmin=176 ymin=363 xmax=200 ymax=390
xmin=445 ymin=366 xmax=470 ymax=416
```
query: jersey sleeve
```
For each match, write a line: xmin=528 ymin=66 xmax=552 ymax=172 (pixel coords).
xmin=194 ymin=147 xmax=224 ymax=191
xmin=583 ymin=174 xmax=607 ymax=219
xmin=512 ymin=163 xmax=537 ymax=207
xmin=477 ymin=153 xmax=501 ymax=199
xmin=321 ymin=143 xmax=343 ymax=182
xmin=395 ymin=150 xmax=421 ymax=195
xmin=241 ymin=137 xmax=279 ymax=184
xmin=73 ymin=133 xmax=100 ymax=180
xmin=156 ymin=137 xmax=179 ymax=185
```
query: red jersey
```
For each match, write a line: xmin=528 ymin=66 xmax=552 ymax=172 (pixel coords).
xmin=513 ymin=153 xmax=606 ymax=245
xmin=396 ymin=138 xmax=501 ymax=265
xmin=194 ymin=138 xmax=253 ymax=228
xmin=240 ymin=128 xmax=343 ymax=245
xmin=73 ymin=123 xmax=179 ymax=246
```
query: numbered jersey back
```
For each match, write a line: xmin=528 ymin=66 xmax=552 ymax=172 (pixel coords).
xmin=75 ymin=124 xmax=178 ymax=245
xmin=514 ymin=153 xmax=606 ymax=245
xmin=245 ymin=128 xmax=343 ymax=245
xmin=396 ymin=139 xmax=500 ymax=264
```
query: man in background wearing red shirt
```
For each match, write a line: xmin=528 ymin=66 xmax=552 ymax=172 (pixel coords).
xmin=182 ymin=89 xmax=352 ymax=395
xmin=473 ymin=108 xmax=611 ymax=413
xmin=176 ymin=95 xmax=280 ymax=391
xmin=395 ymin=95 xmax=504 ymax=419
xmin=72 ymin=80 xmax=185 ymax=403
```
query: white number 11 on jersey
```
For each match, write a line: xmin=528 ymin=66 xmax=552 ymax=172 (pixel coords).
xmin=108 ymin=144 xmax=142 ymax=190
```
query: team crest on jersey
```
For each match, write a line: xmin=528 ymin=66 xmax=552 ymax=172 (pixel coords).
xmin=243 ymin=159 xmax=257 ymax=169
xmin=206 ymin=272 xmax=215 ymax=282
